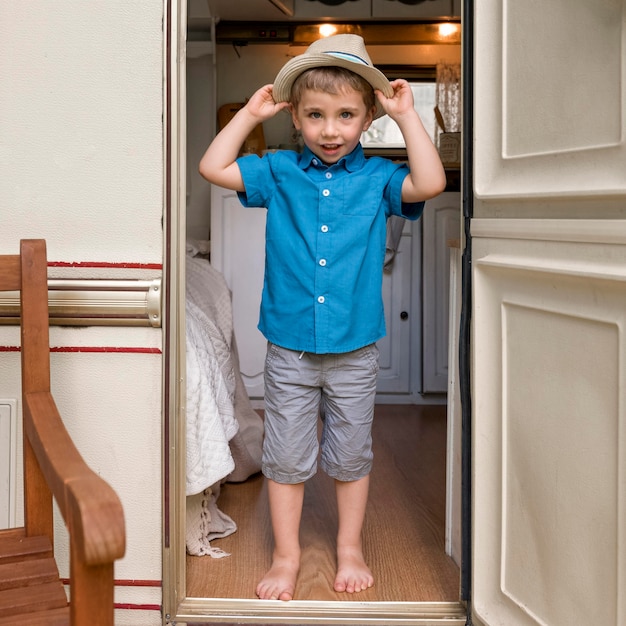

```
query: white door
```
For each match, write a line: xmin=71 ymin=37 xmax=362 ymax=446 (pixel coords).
xmin=471 ymin=1 xmax=626 ymax=626
xmin=377 ymin=220 xmax=413 ymax=394
xmin=211 ymin=186 xmax=267 ymax=398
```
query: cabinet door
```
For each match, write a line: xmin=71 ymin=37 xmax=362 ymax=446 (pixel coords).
xmin=210 ymin=186 xmax=267 ymax=399
xmin=372 ymin=0 xmax=453 ymax=19
xmin=421 ymin=191 xmax=460 ymax=393
xmin=376 ymin=221 xmax=412 ymax=394
xmin=294 ymin=0 xmax=369 ymax=18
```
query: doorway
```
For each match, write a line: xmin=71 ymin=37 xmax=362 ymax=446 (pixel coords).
xmin=164 ymin=1 xmax=467 ymax=623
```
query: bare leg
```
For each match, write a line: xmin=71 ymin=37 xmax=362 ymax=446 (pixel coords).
xmin=333 ymin=475 xmax=374 ymax=593
xmin=256 ymin=479 xmax=304 ymax=601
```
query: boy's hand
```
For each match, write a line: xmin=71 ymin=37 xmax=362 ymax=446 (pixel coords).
xmin=199 ymin=84 xmax=290 ymax=191
xmin=246 ymin=84 xmax=290 ymax=122
xmin=375 ymin=79 xmax=447 ymax=202
xmin=376 ymin=79 xmax=416 ymax=121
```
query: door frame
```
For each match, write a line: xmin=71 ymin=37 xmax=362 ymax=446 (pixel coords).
xmin=458 ymin=0 xmax=474 ymax=614
xmin=162 ymin=0 xmax=472 ymax=623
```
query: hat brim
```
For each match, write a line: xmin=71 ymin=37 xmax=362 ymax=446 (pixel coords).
xmin=272 ymin=52 xmax=393 ymax=119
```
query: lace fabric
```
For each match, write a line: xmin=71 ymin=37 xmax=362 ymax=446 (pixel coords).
xmin=436 ymin=62 xmax=462 ymax=135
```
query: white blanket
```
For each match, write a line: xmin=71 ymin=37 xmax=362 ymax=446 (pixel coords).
xmin=185 ymin=254 xmax=264 ymax=557
xmin=185 ymin=256 xmax=239 ymax=495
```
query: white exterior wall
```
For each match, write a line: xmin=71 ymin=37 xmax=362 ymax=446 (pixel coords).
xmin=0 ymin=2 xmax=165 ymax=624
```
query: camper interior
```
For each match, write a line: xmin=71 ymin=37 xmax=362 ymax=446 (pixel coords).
xmin=174 ymin=0 xmax=465 ymax=623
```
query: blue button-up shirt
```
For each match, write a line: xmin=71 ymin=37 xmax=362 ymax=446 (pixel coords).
xmin=237 ymin=144 xmax=424 ymax=354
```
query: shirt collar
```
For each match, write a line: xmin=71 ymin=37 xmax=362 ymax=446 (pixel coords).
xmin=298 ymin=144 xmax=366 ymax=173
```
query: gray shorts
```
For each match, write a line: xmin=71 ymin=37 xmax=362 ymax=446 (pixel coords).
xmin=262 ymin=342 xmax=380 ymax=484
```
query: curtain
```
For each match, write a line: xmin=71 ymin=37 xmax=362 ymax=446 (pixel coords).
xmin=435 ymin=62 xmax=462 ymax=134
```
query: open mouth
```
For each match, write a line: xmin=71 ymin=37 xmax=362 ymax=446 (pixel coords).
xmin=321 ymin=143 xmax=341 ymax=155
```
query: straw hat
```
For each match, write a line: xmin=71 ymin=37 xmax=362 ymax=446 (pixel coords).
xmin=272 ymin=34 xmax=393 ymax=118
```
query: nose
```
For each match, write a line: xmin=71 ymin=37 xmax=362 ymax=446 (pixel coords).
xmin=321 ymin=118 xmax=339 ymax=138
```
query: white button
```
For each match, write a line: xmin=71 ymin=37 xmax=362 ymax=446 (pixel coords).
xmin=317 ymin=296 xmax=325 ymax=304
xmin=312 ymin=158 xmax=319 ymax=166
xmin=319 ymin=259 xmax=327 ymax=266
xmin=325 ymin=172 xmax=332 ymax=179
xmin=321 ymin=225 xmax=329 ymax=232
xmin=322 ymin=189 xmax=330 ymax=196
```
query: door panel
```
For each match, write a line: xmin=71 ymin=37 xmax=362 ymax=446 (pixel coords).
xmin=472 ymin=0 xmax=626 ymax=624
xmin=471 ymin=221 xmax=626 ymax=626
xmin=474 ymin=0 xmax=626 ymax=208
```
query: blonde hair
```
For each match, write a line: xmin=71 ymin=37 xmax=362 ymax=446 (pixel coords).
xmin=290 ymin=67 xmax=376 ymax=112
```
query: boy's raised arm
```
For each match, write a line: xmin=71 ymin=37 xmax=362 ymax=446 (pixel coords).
xmin=199 ymin=85 xmax=289 ymax=192
xmin=376 ymin=79 xmax=447 ymax=203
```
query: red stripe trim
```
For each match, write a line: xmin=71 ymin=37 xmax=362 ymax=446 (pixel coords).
xmin=0 ymin=346 xmax=162 ymax=354
xmin=51 ymin=346 xmax=162 ymax=354
xmin=61 ymin=579 xmax=163 ymax=611
xmin=48 ymin=261 xmax=163 ymax=270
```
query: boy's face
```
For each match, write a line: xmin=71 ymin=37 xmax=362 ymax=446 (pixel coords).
xmin=291 ymin=86 xmax=375 ymax=165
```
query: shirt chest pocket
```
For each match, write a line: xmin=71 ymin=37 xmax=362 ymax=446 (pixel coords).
xmin=328 ymin=175 xmax=383 ymax=216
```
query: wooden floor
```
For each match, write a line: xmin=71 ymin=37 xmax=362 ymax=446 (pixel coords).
xmin=186 ymin=404 xmax=459 ymax=602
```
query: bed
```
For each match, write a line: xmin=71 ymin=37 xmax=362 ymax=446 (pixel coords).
xmin=185 ymin=243 xmax=264 ymax=557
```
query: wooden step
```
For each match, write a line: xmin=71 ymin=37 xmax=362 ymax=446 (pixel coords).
xmin=0 ymin=531 xmax=53 ymax=565
xmin=0 ymin=556 xmax=61 ymax=591
xmin=0 ymin=605 xmax=69 ymax=625
xmin=0 ymin=531 xmax=68 ymax=620
xmin=0 ymin=579 xmax=68 ymax=618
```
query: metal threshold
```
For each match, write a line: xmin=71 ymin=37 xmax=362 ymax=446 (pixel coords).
xmin=174 ymin=598 xmax=467 ymax=625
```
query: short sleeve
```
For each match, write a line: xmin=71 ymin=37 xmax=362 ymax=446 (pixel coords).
xmin=236 ymin=154 xmax=273 ymax=208
xmin=385 ymin=164 xmax=425 ymax=221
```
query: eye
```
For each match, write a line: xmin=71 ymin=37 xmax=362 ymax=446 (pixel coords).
xmin=340 ymin=111 xmax=353 ymax=119
xmin=309 ymin=111 xmax=322 ymax=119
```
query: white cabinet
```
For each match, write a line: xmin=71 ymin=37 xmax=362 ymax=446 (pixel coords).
xmin=421 ymin=191 xmax=460 ymax=392
xmin=210 ymin=185 xmax=421 ymax=399
xmin=294 ymin=0 xmax=369 ymax=19
xmin=377 ymin=221 xmax=413 ymax=394
xmin=210 ymin=187 xmax=267 ymax=398
xmin=371 ymin=0 xmax=453 ymax=19
xmin=295 ymin=0 xmax=453 ymax=19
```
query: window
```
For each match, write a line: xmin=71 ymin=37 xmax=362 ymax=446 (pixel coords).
xmin=361 ymin=66 xmax=437 ymax=158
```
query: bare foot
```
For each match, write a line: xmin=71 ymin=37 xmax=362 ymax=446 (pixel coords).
xmin=334 ymin=546 xmax=374 ymax=593
xmin=256 ymin=555 xmax=300 ymax=601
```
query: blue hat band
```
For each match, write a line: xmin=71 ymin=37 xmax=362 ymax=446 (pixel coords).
xmin=323 ymin=51 xmax=370 ymax=67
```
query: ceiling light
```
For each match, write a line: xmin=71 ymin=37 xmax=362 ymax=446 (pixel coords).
xmin=319 ymin=23 xmax=338 ymax=37
xmin=292 ymin=23 xmax=460 ymax=46
xmin=438 ymin=22 xmax=459 ymax=38
xmin=292 ymin=23 xmax=362 ymax=45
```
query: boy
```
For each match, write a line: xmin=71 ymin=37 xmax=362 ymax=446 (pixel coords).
xmin=199 ymin=34 xmax=446 ymax=601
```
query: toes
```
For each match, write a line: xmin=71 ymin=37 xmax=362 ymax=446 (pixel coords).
xmin=335 ymin=574 xmax=374 ymax=594
xmin=256 ymin=579 xmax=295 ymax=601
